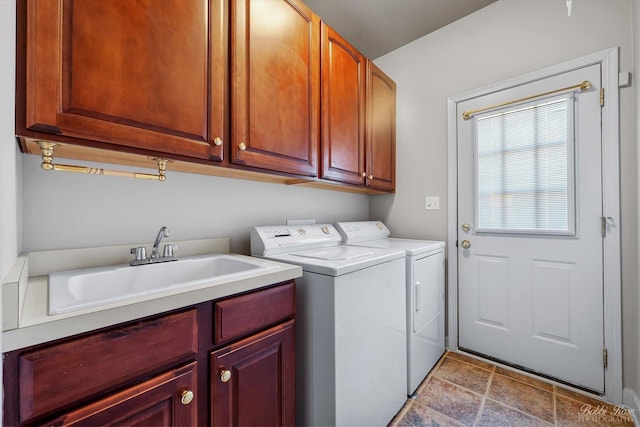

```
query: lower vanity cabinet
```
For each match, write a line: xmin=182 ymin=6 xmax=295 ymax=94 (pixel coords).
xmin=211 ymin=321 xmax=295 ymax=426
xmin=3 ymin=280 xmax=296 ymax=427
xmin=45 ymin=363 xmax=198 ymax=427
xmin=210 ymin=280 xmax=296 ymax=426
xmin=4 ymin=309 xmax=199 ymax=427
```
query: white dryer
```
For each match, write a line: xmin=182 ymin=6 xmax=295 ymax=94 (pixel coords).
xmin=251 ymin=224 xmax=407 ymax=427
xmin=335 ymin=221 xmax=445 ymax=396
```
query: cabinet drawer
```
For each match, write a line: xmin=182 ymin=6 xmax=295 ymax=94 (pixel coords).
xmin=18 ymin=309 xmax=198 ymax=423
xmin=214 ymin=281 xmax=295 ymax=344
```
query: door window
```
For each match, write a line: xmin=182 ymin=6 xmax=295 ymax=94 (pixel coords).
xmin=474 ymin=95 xmax=575 ymax=235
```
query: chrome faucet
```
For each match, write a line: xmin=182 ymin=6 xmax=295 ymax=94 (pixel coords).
xmin=151 ymin=226 xmax=170 ymax=259
xmin=130 ymin=226 xmax=178 ymax=266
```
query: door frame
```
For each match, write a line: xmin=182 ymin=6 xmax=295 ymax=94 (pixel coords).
xmin=446 ymin=48 xmax=622 ymax=403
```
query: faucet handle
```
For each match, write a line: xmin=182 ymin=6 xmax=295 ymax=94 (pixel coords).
xmin=130 ymin=246 xmax=147 ymax=261
xmin=163 ymin=243 xmax=178 ymax=257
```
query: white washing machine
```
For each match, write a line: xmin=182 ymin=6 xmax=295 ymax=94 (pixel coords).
xmin=335 ymin=221 xmax=445 ymax=396
xmin=251 ymin=224 xmax=407 ymax=427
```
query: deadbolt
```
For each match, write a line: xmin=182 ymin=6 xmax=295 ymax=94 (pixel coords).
xmin=461 ymin=223 xmax=471 ymax=233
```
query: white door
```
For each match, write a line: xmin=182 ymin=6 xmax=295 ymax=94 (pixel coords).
xmin=456 ymin=63 xmax=605 ymax=392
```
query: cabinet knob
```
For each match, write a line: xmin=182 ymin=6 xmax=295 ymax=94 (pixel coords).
xmin=361 ymin=172 xmax=366 ymax=177
xmin=213 ymin=137 xmax=222 ymax=146
xmin=368 ymin=175 xmax=374 ymax=180
xmin=219 ymin=368 xmax=232 ymax=383
xmin=238 ymin=142 xmax=247 ymax=151
xmin=180 ymin=389 xmax=194 ymax=405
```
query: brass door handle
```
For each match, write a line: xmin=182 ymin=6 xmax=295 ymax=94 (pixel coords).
xmin=461 ymin=223 xmax=471 ymax=233
xmin=460 ymin=240 xmax=471 ymax=249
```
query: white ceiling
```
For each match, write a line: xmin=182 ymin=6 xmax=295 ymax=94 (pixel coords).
xmin=303 ymin=0 xmax=497 ymax=59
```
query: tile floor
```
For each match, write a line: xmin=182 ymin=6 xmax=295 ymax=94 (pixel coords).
xmin=389 ymin=351 xmax=635 ymax=427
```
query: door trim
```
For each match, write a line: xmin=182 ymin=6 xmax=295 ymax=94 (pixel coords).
xmin=446 ymin=47 xmax=622 ymax=403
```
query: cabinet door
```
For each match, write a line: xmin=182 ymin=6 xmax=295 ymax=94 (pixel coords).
xmin=320 ymin=24 xmax=366 ymax=185
xmin=22 ymin=0 xmax=226 ymax=161
xmin=211 ymin=321 xmax=295 ymax=427
xmin=231 ymin=0 xmax=319 ymax=176
xmin=366 ymin=61 xmax=397 ymax=191
xmin=46 ymin=363 xmax=197 ymax=427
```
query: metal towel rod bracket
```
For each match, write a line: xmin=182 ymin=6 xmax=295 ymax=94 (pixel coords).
xmin=38 ymin=141 xmax=168 ymax=181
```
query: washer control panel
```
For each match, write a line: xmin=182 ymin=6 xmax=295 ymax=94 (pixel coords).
xmin=251 ymin=224 xmax=341 ymax=256
xmin=335 ymin=221 xmax=391 ymax=243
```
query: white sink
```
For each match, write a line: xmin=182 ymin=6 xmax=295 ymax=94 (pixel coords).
xmin=48 ymin=254 xmax=280 ymax=315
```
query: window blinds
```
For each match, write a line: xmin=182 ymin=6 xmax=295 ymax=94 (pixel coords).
xmin=474 ymin=97 xmax=575 ymax=234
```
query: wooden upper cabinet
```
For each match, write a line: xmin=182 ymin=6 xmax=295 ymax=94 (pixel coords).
xmin=21 ymin=0 xmax=227 ymax=161
xmin=366 ymin=61 xmax=396 ymax=192
xmin=320 ymin=23 xmax=366 ymax=186
xmin=231 ymin=0 xmax=319 ymax=176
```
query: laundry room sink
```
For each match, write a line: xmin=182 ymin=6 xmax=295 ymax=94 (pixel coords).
xmin=48 ymin=254 xmax=280 ymax=314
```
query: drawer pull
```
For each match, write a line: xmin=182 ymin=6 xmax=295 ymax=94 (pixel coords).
xmin=180 ymin=389 xmax=194 ymax=405
xmin=219 ymin=368 xmax=232 ymax=383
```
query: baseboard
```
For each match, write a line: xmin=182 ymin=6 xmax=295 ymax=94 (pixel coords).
xmin=623 ymin=388 xmax=640 ymax=426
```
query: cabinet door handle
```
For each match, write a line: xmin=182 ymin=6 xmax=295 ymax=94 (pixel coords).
xmin=361 ymin=172 xmax=366 ymax=177
xmin=180 ymin=389 xmax=194 ymax=405
xmin=368 ymin=175 xmax=374 ymax=180
xmin=213 ymin=137 xmax=223 ymax=146
xmin=238 ymin=142 xmax=247 ymax=151
xmin=219 ymin=368 xmax=232 ymax=383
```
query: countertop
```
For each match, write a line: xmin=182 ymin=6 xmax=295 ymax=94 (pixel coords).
xmin=2 ymin=238 xmax=302 ymax=352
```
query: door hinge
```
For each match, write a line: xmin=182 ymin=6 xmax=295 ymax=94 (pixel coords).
xmin=600 ymin=88 xmax=605 ymax=106
xmin=603 ymin=346 xmax=608 ymax=369
xmin=600 ymin=216 xmax=612 ymax=237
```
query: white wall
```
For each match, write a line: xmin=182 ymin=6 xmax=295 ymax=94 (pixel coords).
xmin=634 ymin=0 xmax=640 ymax=412
xmin=20 ymin=155 xmax=369 ymax=254
xmin=373 ymin=0 xmax=638 ymax=400
xmin=0 ymin=1 xmax=18 ymax=280
xmin=0 ymin=0 xmax=17 ymax=422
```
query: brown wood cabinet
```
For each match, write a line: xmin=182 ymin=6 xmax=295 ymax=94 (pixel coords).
xmin=3 ymin=281 xmax=296 ymax=427
xmin=18 ymin=0 xmax=227 ymax=161
xmin=319 ymin=25 xmax=396 ymax=192
xmin=45 ymin=363 xmax=198 ymax=427
xmin=230 ymin=0 xmax=320 ymax=176
xmin=16 ymin=0 xmax=396 ymax=193
xmin=320 ymin=23 xmax=367 ymax=186
xmin=366 ymin=61 xmax=397 ymax=192
xmin=211 ymin=321 xmax=295 ymax=426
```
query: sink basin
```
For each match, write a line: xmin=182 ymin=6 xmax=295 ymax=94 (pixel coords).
xmin=48 ymin=254 xmax=280 ymax=315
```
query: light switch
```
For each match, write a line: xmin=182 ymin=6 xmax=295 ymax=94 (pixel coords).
xmin=425 ymin=196 xmax=440 ymax=210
